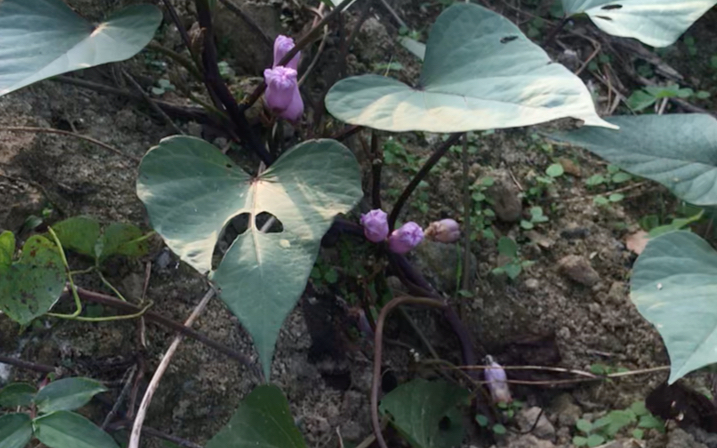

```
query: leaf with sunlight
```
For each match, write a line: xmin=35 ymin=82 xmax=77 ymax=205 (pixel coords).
xmin=562 ymin=0 xmax=717 ymax=47
xmin=325 ymin=3 xmax=614 ymax=132
xmin=136 ymin=136 xmax=362 ymax=379
xmin=549 ymin=114 xmax=717 ymax=206
xmin=631 ymin=231 xmax=717 ymax=383
xmin=0 ymin=0 xmax=162 ymax=96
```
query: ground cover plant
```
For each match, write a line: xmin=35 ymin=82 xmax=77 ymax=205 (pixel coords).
xmin=1 ymin=0 xmax=717 ymax=447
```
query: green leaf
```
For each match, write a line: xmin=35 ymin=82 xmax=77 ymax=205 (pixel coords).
xmin=546 ymin=163 xmax=564 ymax=177
xmin=206 ymin=385 xmax=306 ymax=448
xmin=475 ymin=414 xmax=489 ymax=426
xmin=0 ymin=1 xmax=162 ymax=96
xmin=398 ymin=36 xmax=426 ymax=61
xmin=504 ymin=261 xmax=523 ymax=279
xmin=0 ymin=231 xmax=14 ymax=270
xmin=633 ymin=428 xmax=644 ymax=439
xmin=593 ymin=196 xmax=609 ymax=206
xmin=492 ymin=423 xmax=507 ymax=435
xmin=96 ymin=222 xmax=149 ymax=261
xmin=573 ymin=436 xmax=588 ymax=446
xmin=630 ymin=401 xmax=648 ymax=416
xmin=550 ymin=114 xmax=717 ymax=206
xmin=631 ymin=231 xmax=717 ymax=382
xmin=137 ymin=136 xmax=362 ymax=379
xmin=611 ymin=172 xmax=632 ymax=183
xmin=594 ymin=409 xmax=636 ymax=436
xmin=0 ymin=235 xmax=65 ymax=325
xmin=326 ymin=3 xmax=613 ymax=133
xmin=626 ymin=89 xmax=657 ymax=111
xmin=52 ymin=216 xmax=101 ymax=258
xmin=33 ymin=411 xmax=119 ymax=448
xmin=586 ymin=434 xmax=605 ymax=447
xmin=648 ymin=210 xmax=704 ymax=238
xmin=497 ymin=236 xmax=518 ymax=258
xmin=585 ymin=174 xmax=606 ymax=187
xmin=609 ymin=193 xmax=624 ymax=202
xmin=380 ymin=379 xmax=469 ymax=448
xmin=561 ymin=0 xmax=716 ymax=47
xmin=0 ymin=413 xmax=32 ymax=448
xmin=0 ymin=383 xmax=37 ymax=408
xmin=638 ymin=414 xmax=664 ymax=431
xmin=35 ymin=378 xmax=107 ymax=414
xmin=576 ymin=419 xmax=592 ymax=434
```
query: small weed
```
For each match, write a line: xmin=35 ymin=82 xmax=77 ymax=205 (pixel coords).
xmin=470 ymin=176 xmax=497 ymax=240
xmin=151 ymin=78 xmax=175 ymax=96
xmin=492 ymin=236 xmax=533 ymax=279
xmin=520 ymin=206 xmax=549 ymax=230
xmin=573 ymin=400 xmax=664 ymax=447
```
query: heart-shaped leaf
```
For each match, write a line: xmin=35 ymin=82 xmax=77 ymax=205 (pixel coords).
xmin=206 ymin=385 xmax=307 ymax=448
xmin=562 ymin=0 xmax=716 ymax=47
xmin=631 ymin=231 xmax=717 ymax=383
xmin=0 ymin=235 xmax=65 ymax=325
xmin=325 ymin=3 xmax=613 ymax=133
xmin=0 ymin=413 xmax=32 ymax=448
xmin=380 ymin=379 xmax=470 ymax=448
xmin=35 ymin=378 xmax=107 ymax=414
xmin=0 ymin=231 xmax=14 ymax=269
xmin=137 ymin=136 xmax=362 ymax=379
xmin=549 ymin=114 xmax=717 ymax=206
xmin=33 ymin=411 xmax=119 ymax=448
xmin=0 ymin=0 xmax=162 ymax=96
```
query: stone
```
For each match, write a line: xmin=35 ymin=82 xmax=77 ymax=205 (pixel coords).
xmin=668 ymin=429 xmax=709 ymax=448
xmin=558 ymin=255 xmax=600 ymax=286
xmin=506 ymin=434 xmax=556 ymax=448
xmin=517 ymin=406 xmax=555 ymax=441
xmin=549 ymin=393 xmax=582 ymax=428
xmin=485 ymin=170 xmax=522 ymax=223
xmin=413 ymin=241 xmax=477 ymax=294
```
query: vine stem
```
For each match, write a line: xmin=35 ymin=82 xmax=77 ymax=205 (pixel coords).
xmin=388 ymin=133 xmax=463 ymax=230
xmin=128 ymin=288 xmax=215 ymax=448
xmin=371 ymin=296 xmax=448 ymax=448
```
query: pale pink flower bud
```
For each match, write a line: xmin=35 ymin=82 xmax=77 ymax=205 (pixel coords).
xmin=263 ymin=66 xmax=304 ymax=121
xmin=388 ymin=222 xmax=424 ymax=254
xmin=360 ymin=209 xmax=389 ymax=243
xmin=273 ymin=35 xmax=300 ymax=70
xmin=425 ymin=219 xmax=460 ymax=243
xmin=484 ymin=356 xmax=512 ymax=404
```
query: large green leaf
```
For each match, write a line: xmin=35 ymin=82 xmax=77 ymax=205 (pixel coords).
xmin=562 ymin=0 xmax=716 ymax=47
xmin=550 ymin=114 xmax=717 ymax=206
xmin=0 ymin=235 xmax=65 ymax=325
xmin=0 ymin=413 xmax=32 ymax=448
xmin=325 ymin=3 xmax=612 ymax=133
xmin=35 ymin=378 xmax=107 ymax=414
xmin=631 ymin=231 xmax=717 ymax=383
xmin=0 ymin=0 xmax=162 ymax=96
xmin=206 ymin=385 xmax=307 ymax=448
xmin=33 ymin=411 xmax=119 ymax=448
xmin=52 ymin=217 xmax=101 ymax=258
xmin=137 ymin=136 xmax=362 ymax=379
xmin=379 ymin=379 xmax=470 ymax=448
xmin=0 ymin=383 xmax=37 ymax=408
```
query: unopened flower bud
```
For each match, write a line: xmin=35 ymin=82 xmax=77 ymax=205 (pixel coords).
xmin=388 ymin=222 xmax=424 ymax=254
xmin=360 ymin=209 xmax=389 ymax=243
xmin=263 ymin=66 xmax=304 ymax=121
xmin=484 ymin=356 xmax=512 ymax=404
xmin=273 ymin=35 xmax=300 ymax=70
xmin=425 ymin=219 xmax=460 ymax=243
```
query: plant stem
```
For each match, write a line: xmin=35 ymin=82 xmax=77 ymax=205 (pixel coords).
xmin=461 ymin=134 xmax=472 ymax=292
xmin=388 ymin=133 xmax=462 ymax=230
xmin=0 ymin=355 xmax=55 ymax=374
xmin=129 ymin=288 xmax=215 ymax=448
xmin=543 ymin=16 xmax=569 ymax=46
xmin=371 ymin=296 xmax=448 ymax=448
xmin=371 ymin=131 xmax=383 ymax=209
xmin=195 ymin=0 xmax=273 ymax=165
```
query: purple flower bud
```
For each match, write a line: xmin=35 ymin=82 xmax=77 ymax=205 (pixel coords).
xmin=484 ymin=357 xmax=512 ymax=404
xmin=273 ymin=35 xmax=300 ymax=70
xmin=360 ymin=209 xmax=389 ymax=243
xmin=388 ymin=222 xmax=424 ymax=254
xmin=425 ymin=219 xmax=460 ymax=243
xmin=263 ymin=66 xmax=304 ymax=121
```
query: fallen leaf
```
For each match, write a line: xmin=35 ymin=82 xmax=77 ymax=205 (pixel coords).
xmin=626 ymin=230 xmax=649 ymax=255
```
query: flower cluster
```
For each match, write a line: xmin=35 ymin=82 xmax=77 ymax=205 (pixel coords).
xmin=360 ymin=210 xmax=461 ymax=254
xmin=263 ymin=35 xmax=304 ymax=121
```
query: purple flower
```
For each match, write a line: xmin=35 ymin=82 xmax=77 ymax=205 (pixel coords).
xmin=263 ymin=66 xmax=304 ymax=121
xmin=425 ymin=219 xmax=460 ymax=243
xmin=361 ymin=209 xmax=389 ymax=243
xmin=273 ymin=35 xmax=300 ymax=70
xmin=388 ymin=222 xmax=424 ymax=254
xmin=484 ymin=356 xmax=512 ymax=404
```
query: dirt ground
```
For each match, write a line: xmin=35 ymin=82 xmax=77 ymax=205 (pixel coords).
xmin=1 ymin=1 xmax=717 ymax=448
